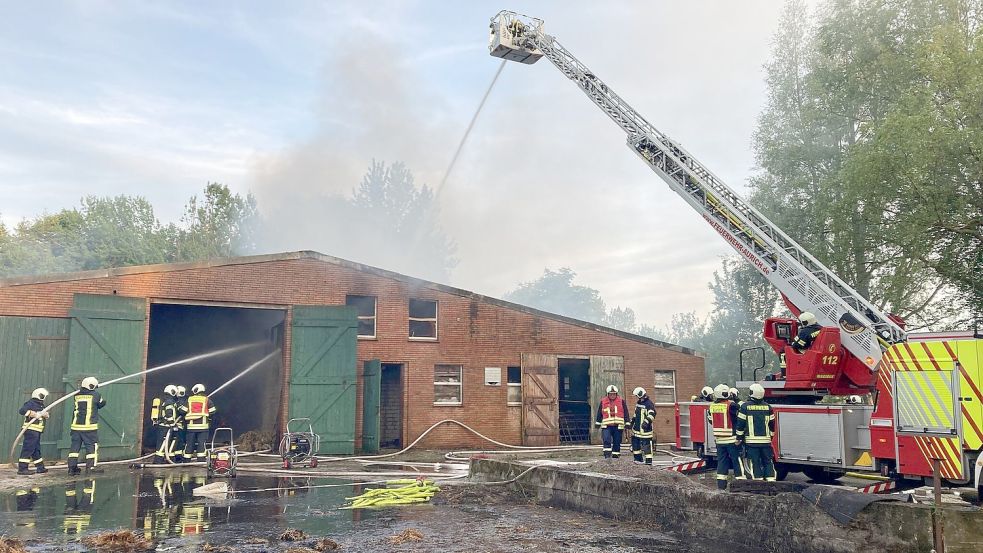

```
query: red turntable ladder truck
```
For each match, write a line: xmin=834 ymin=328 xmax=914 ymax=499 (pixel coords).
xmin=488 ymin=10 xmax=983 ymax=491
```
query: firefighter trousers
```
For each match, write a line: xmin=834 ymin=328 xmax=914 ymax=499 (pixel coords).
xmin=745 ymin=444 xmax=776 ymax=481
xmin=715 ymin=442 xmax=744 ymax=489
xmin=173 ymin=428 xmax=186 ymax=461
xmin=153 ymin=426 xmax=176 ymax=464
xmin=601 ymin=426 xmax=623 ymax=458
xmin=68 ymin=430 xmax=99 ymax=471
xmin=18 ymin=429 xmax=44 ymax=471
xmin=185 ymin=429 xmax=209 ymax=461
xmin=631 ymin=435 xmax=653 ymax=465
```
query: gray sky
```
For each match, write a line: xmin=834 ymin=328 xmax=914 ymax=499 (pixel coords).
xmin=0 ymin=1 xmax=789 ymax=330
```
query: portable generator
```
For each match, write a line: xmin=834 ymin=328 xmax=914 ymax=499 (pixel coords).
xmin=206 ymin=427 xmax=237 ymax=479
xmin=278 ymin=418 xmax=320 ymax=469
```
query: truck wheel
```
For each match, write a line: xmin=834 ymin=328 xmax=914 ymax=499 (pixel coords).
xmin=803 ymin=465 xmax=843 ymax=484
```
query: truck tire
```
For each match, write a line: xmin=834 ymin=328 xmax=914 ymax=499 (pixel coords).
xmin=803 ymin=465 xmax=844 ymax=484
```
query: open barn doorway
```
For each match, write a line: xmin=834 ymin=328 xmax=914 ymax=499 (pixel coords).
xmin=142 ymin=302 xmax=285 ymax=449
xmin=557 ymin=358 xmax=591 ymax=443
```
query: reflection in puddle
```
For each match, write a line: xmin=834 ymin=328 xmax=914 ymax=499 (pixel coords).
xmin=0 ymin=470 xmax=372 ymax=544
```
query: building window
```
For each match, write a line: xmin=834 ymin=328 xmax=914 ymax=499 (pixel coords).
xmin=434 ymin=364 xmax=462 ymax=405
xmin=652 ymin=370 xmax=676 ymax=404
xmin=507 ymin=366 xmax=522 ymax=405
xmin=485 ymin=367 xmax=502 ymax=386
xmin=346 ymin=295 xmax=377 ymax=338
xmin=409 ymin=299 xmax=437 ymax=340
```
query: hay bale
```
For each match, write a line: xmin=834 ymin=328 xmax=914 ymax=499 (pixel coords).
xmin=0 ymin=536 xmax=27 ymax=553
xmin=313 ymin=538 xmax=341 ymax=551
xmin=80 ymin=530 xmax=154 ymax=552
xmin=387 ymin=529 xmax=424 ymax=545
xmin=237 ymin=430 xmax=274 ymax=452
xmin=278 ymin=528 xmax=307 ymax=541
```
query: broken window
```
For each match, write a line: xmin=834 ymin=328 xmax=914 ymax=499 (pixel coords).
xmin=652 ymin=370 xmax=676 ymax=404
xmin=434 ymin=364 xmax=462 ymax=405
xmin=409 ymin=298 xmax=437 ymax=340
xmin=346 ymin=295 xmax=377 ymax=338
xmin=507 ymin=366 xmax=522 ymax=405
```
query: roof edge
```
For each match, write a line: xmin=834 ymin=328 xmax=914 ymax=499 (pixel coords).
xmin=0 ymin=250 xmax=704 ymax=357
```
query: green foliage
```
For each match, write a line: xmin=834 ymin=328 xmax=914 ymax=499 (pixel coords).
xmin=0 ymin=184 xmax=256 ymax=278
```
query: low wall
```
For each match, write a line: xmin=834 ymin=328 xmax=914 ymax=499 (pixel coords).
xmin=469 ymin=459 xmax=983 ymax=553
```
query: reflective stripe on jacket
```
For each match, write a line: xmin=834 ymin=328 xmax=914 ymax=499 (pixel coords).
xmin=71 ymin=390 xmax=106 ymax=431
xmin=631 ymin=397 xmax=656 ymax=438
xmin=596 ymin=396 xmax=629 ymax=429
xmin=707 ymin=400 xmax=737 ymax=444
xmin=180 ymin=395 xmax=216 ymax=430
xmin=736 ymin=399 xmax=776 ymax=444
xmin=19 ymin=398 xmax=46 ymax=433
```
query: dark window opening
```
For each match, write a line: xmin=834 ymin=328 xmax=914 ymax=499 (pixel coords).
xmin=409 ymin=299 xmax=437 ymax=340
xmin=346 ymin=295 xmax=377 ymax=338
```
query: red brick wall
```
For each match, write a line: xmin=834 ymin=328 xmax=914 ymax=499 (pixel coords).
xmin=0 ymin=256 xmax=705 ymax=448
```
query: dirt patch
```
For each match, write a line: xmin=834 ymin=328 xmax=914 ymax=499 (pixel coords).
xmin=432 ymin=483 xmax=531 ymax=506
xmin=200 ymin=544 xmax=234 ymax=552
xmin=0 ymin=536 xmax=27 ymax=553
xmin=284 ymin=548 xmax=317 ymax=553
xmin=279 ymin=528 xmax=307 ymax=541
xmin=80 ymin=530 xmax=155 ymax=552
xmin=242 ymin=537 xmax=269 ymax=545
xmin=387 ymin=529 xmax=424 ymax=545
xmin=313 ymin=538 xmax=341 ymax=551
xmin=581 ymin=459 xmax=703 ymax=487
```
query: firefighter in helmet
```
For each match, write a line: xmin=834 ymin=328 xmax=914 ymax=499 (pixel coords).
xmin=68 ymin=377 xmax=106 ymax=475
xmin=595 ymin=385 xmax=630 ymax=459
xmin=707 ymin=383 xmax=743 ymax=489
xmin=152 ymin=385 xmax=180 ymax=464
xmin=691 ymin=385 xmax=714 ymax=402
xmin=174 ymin=385 xmax=188 ymax=462
xmin=180 ymin=384 xmax=216 ymax=462
xmin=630 ymin=387 xmax=656 ymax=465
xmin=736 ymin=383 xmax=776 ymax=481
xmin=791 ymin=311 xmax=822 ymax=353
xmin=17 ymin=388 xmax=50 ymax=475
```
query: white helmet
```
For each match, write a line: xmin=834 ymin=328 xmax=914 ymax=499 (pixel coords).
xmin=700 ymin=386 xmax=714 ymax=399
xmin=176 ymin=385 xmax=187 ymax=397
xmin=633 ymin=387 xmax=646 ymax=398
xmin=164 ymin=385 xmax=178 ymax=397
xmin=714 ymin=384 xmax=730 ymax=400
xmin=749 ymin=383 xmax=765 ymax=400
xmin=605 ymin=385 xmax=619 ymax=394
xmin=728 ymin=387 xmax=739 ymax=400
xmin=32 ymin=388 xmax=50 ymax=401
xmin=798 ymin=311 xmax=818 ymax=326
xmin=848 ymin=395 xmax=862 ymax=404
xmin=192 ymin=383 xmax=206 ymax=395
xmin=81 ymin=377 xmax=99 ymax=390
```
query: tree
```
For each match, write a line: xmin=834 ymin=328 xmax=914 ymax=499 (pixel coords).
xmin=504 ymin=268 xmax=608 ymax=324
xmin=176 ymin=183 xmax=259 ymax=260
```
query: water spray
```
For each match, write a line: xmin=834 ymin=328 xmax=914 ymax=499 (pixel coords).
xmin=7 ymin=341 xmax=266 ymax=466
xmin=207 ymin=349 xmax=281 ymax=398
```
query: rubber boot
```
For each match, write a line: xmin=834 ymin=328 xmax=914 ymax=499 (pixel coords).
xmin=35 ymin=463 xmax=48 ymax=474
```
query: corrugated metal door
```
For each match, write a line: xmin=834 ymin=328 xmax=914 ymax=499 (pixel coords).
xmin=361 ymin=359 xmax=381 ymax=454
xmin=0 ymin=316 xmax=70 ymax=462
xmin=589 ymin=355 xmax=625 ymax=445
xmin=521 ymin=353 xmax=559 ymax=446
xmin=289 ymin=306 xmax=357 ymax=455
xmin=59 ymin=293 xmax=147 ymax=461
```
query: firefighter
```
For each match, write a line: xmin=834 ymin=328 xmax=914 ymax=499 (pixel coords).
xmin=180 ymin=383 xmax=216 ymax=462
xmin=736 ymin=383 xmax=776 ymax=481
xmin=691 ymin=385 xmax=714 ymax=402
xmin=595 ymin=385 xmax=630 ymax=459
xmin=630 ymin=387 xmax=656 ymax=465
xmin=707 ymin=383 xmax=743 ymax=489
xmin=791 ymin=311 xmax=822 ymax=353
xmin=17 ymin=388 xmax=51 ymax=475
xmin=174 ymin=385 xmax=187 ymax=462
xmin=68 ymin=377 xmax=106 ymax=475
xmin=153 ymin=385 xmax=180 ymax=464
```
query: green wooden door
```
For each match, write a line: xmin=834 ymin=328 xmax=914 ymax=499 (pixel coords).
xmin=59 ymin=294 xmax=147 ymax=461
xmin=361 ymin=359 xmax=381 ymax=454
xmin=289 ymin=306 xmax=358 ymax=455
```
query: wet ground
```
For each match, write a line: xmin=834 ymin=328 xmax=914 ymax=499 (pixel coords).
xmin=0 ymin=465 xmax=709 ymax=552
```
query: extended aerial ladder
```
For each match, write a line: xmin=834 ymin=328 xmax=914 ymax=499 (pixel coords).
xmin=488 ymin=11 xmax=906 ymax=397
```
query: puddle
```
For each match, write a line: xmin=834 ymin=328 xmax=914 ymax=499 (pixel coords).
xmin=0 ymin=469 xmax=374 ymax=547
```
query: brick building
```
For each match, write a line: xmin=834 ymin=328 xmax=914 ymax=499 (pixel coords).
xmin=0 ymin=251 xmax=704 ymax=460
